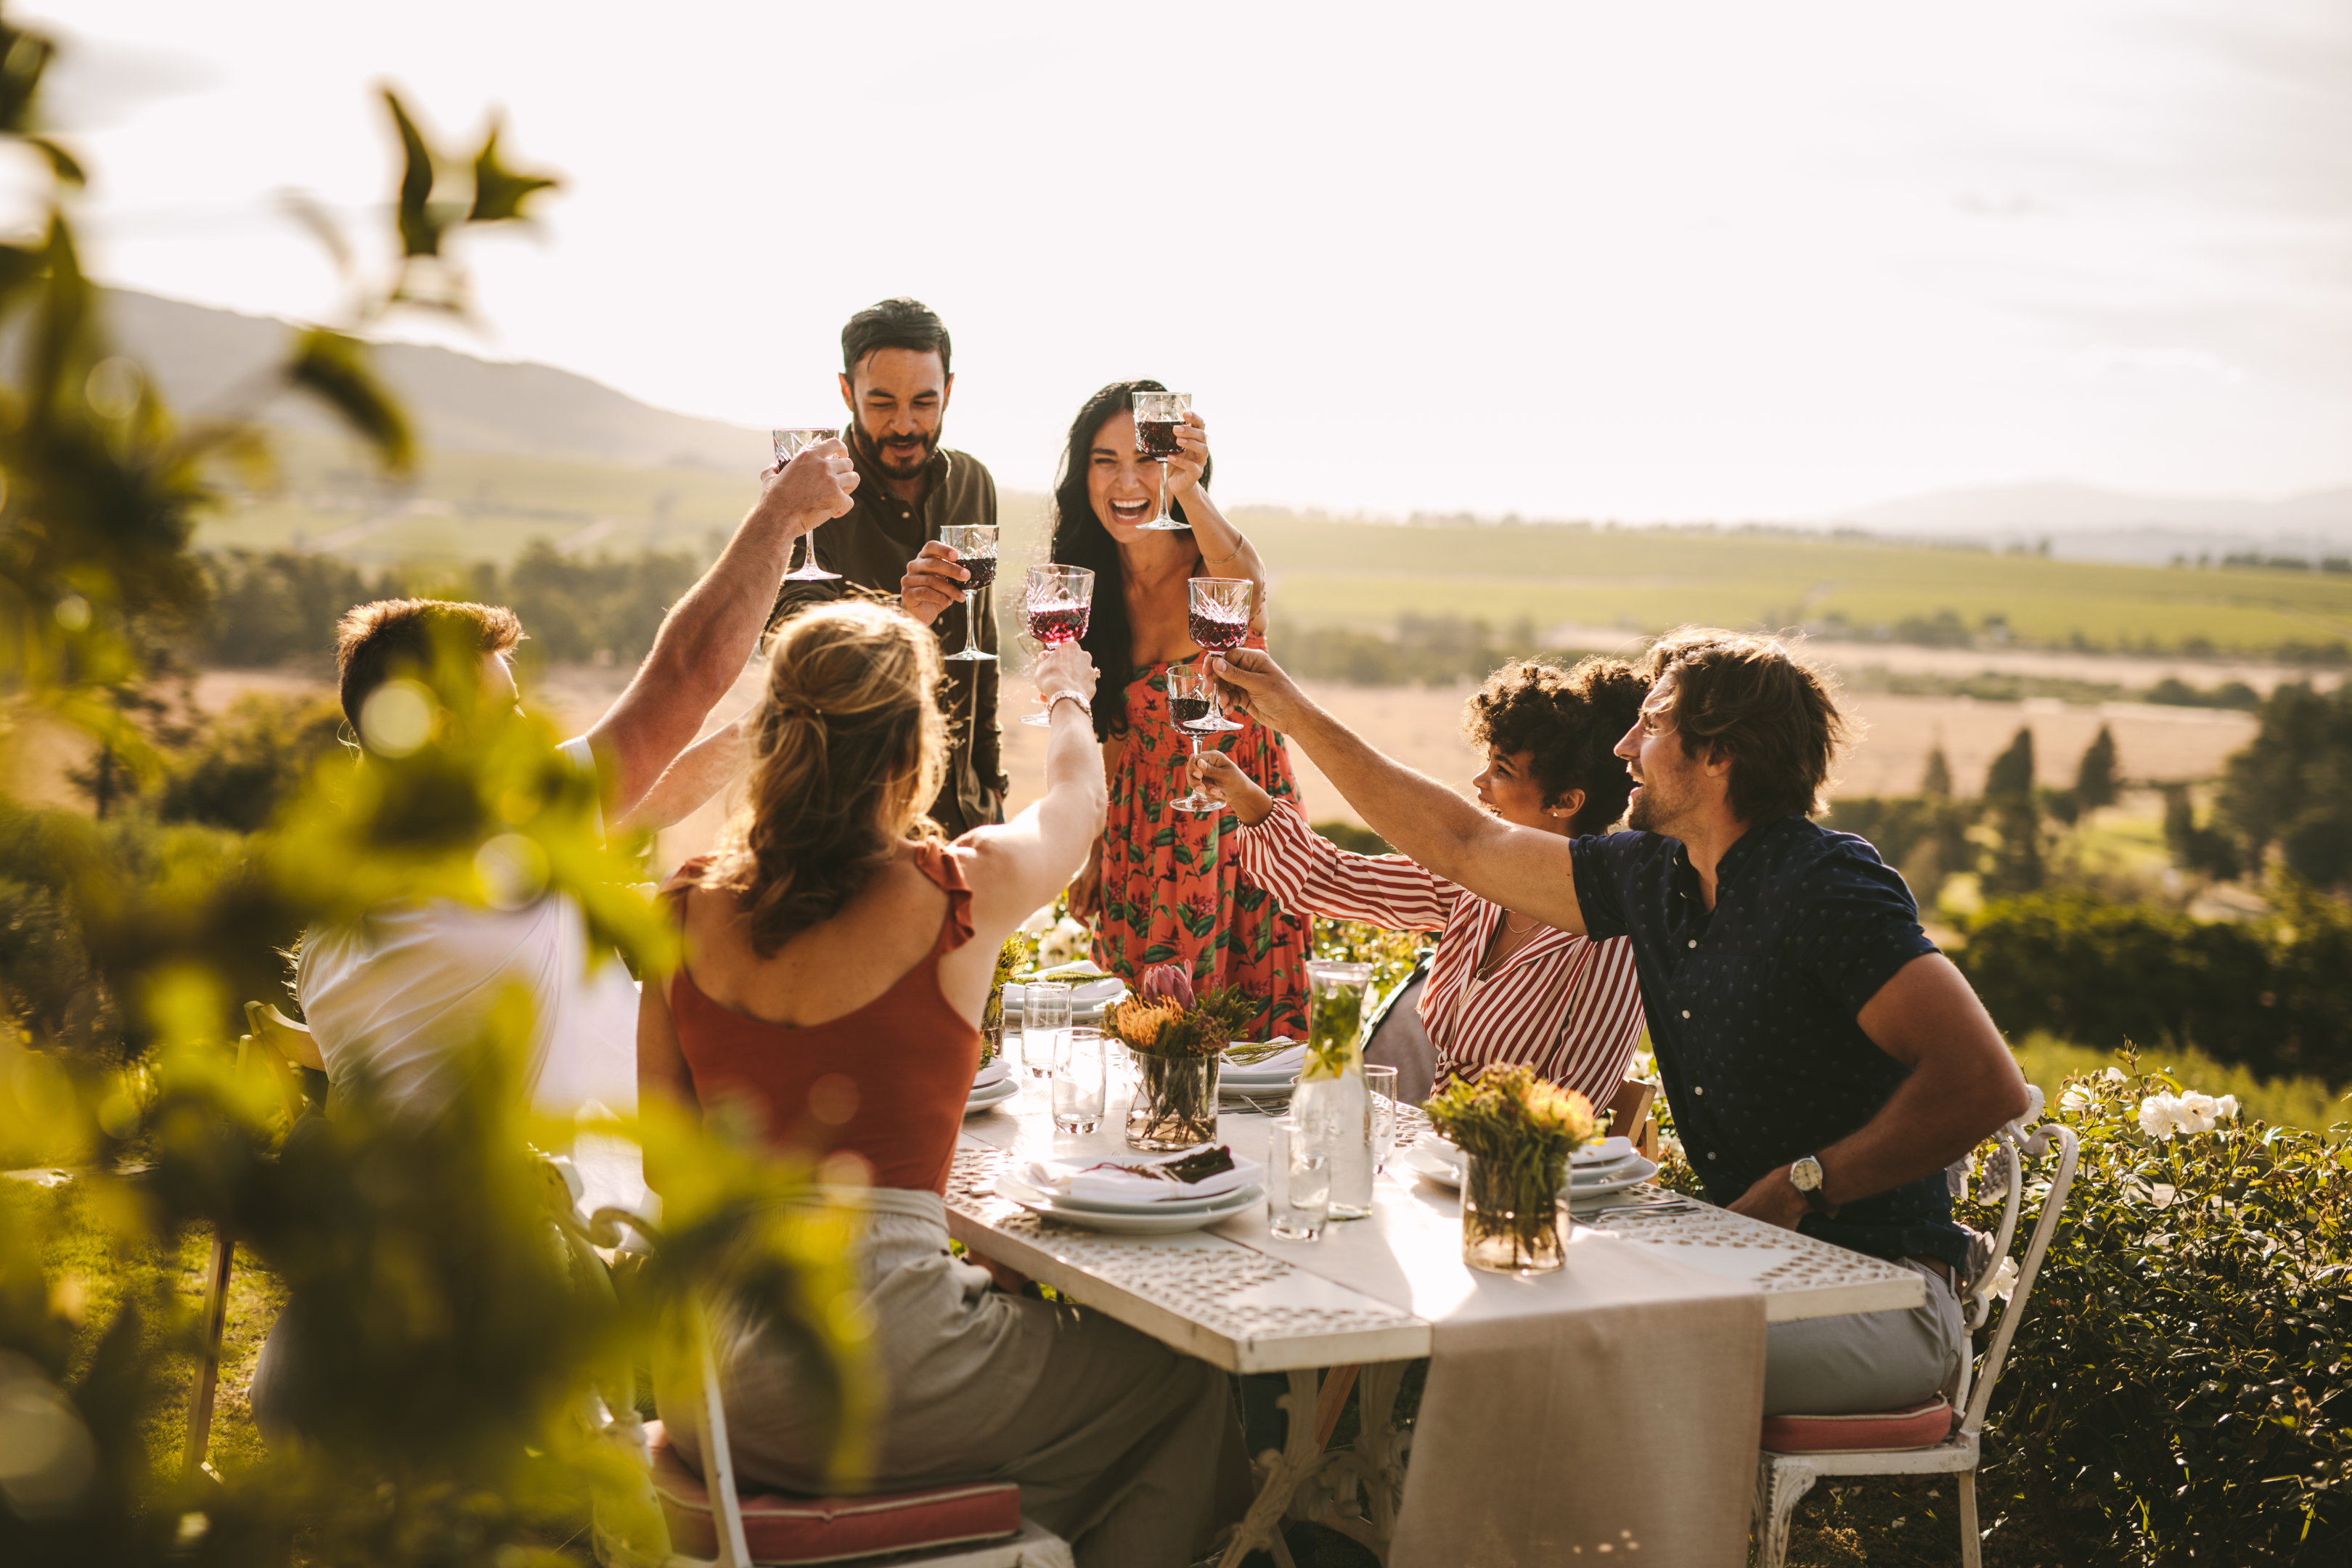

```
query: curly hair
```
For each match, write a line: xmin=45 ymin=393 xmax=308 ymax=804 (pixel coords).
xmin=700 ymin=602 xmax=949 ymax=957
xmin=1463 ymin=656 xmax=1649 ymax=833
xmin=1641 ymin=627 xmax=1850 ymax=823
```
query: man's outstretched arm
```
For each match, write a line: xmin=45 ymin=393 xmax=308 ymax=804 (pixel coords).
xmin=1213 ymin=648 xmax=1588 ymax=934
xmin=585 ymin=444 xmax=856 ymax=817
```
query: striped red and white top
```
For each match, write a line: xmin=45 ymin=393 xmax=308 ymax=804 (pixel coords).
xmin=1234 ymin=804 xmax=1646 ymax=1107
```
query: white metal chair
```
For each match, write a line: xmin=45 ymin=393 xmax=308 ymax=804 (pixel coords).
xmin=1751 ymin=1086 xmax=2081 ymax=1568
xmin=576 ymin=1199 xmax=1073 ymax=1568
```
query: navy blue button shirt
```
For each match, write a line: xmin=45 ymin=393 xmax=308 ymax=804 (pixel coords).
xmin=1571 ymin=813 xmax=1967 ymax=1271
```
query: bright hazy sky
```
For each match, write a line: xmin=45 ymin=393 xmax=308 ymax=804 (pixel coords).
xmin=22 ymin=1 xmax=2352 ymax=519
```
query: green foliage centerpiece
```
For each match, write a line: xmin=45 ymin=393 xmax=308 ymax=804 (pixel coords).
xmin=1111 ymin=963 xmax=1250 ymax=1151
xmin=1426 ymin=1064 xmax=1598 ymax=1274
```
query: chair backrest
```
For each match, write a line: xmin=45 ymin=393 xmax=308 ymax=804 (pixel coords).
xmin=1602 ymin=1078 xmax=1659 ymax=1160
xmin=1952 ymin=1085 xmax=2081 ymax=1437
xmin=577 ymin=1200 xmax=755 ymax=1568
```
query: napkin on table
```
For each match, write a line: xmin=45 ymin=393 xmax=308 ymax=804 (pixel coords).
xmin=1220 ymin=1040 xmax=1306 ymax=1079
xmin=1022 ymin=1147 xmax=1264 ymax=1204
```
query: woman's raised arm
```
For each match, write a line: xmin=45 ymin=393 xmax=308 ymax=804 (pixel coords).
xmin=957 ymin=642 xmax=1108 ymax=950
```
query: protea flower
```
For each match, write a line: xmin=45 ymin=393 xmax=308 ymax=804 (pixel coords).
xmin=1139 ymin=962 xmax=1195 ymax=1010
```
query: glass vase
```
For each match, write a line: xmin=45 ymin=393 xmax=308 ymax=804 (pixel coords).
xmin=1459 ymin=1150 xmax=1572 ymax=1275
xmin=1125 ymin=1052 xmax=1220 ymax=1151
xmin=1299 ymin=960 xmax=1375 ymax=1220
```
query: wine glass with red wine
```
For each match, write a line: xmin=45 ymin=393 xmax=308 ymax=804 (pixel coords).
xmin=1020 ymin=564 xmax=1095 ymax=727
xmin=938 ymin=524 xmax=997 ymax=663
xmin=1167 ymin=661 xmax=1225 ymax=815
xmin=1130 ymin=391 xmax=1193 ymax=532
xmin=1185 ymin=577 xmax=1251 ymax=732
xmin=772 ymin=427 xmax=843 ymax=581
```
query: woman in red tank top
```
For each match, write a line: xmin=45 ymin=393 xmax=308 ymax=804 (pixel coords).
xmin=637 ymin=601 xmax=1248 ymax=1568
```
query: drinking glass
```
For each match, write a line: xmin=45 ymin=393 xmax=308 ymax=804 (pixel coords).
xmin=1020 ymin=564 xmax=1096 ymax=727
xmin=937 ymin=523 xmax=998 ymax=663
xmin=1130 ymin=391 xmax=1193 ymax=531
xmin=1184 ymin=579 xmax=1251 ymax=733
xmin=1268 ymin=1117 xmax=1330 ymax=1241
xmin=771 ymin=428 xmax=842 ymax=581
xmin=1054 ymin=1027 xmax=1107 ymax=1134
xmin=1167 ymin=661 xmax=1225 ymax=816
xmin=1021 ymin=982 xmax=1071 ymax=1078
xmin=1365 ymin=1064 xmax=1400 ymax=1174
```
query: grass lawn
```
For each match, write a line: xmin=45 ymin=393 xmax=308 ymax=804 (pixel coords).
xmin=4 ymin=1173 xmax=282 ymax=1492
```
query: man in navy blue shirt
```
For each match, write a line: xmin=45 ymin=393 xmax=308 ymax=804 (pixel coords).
xmin=1211 ymin=629 xmax=2029 ymax=1416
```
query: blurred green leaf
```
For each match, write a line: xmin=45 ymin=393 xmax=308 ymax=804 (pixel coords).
xmin=467 ymin=123 xmax=558 ymax=224
xmin=381 ymin=87 xmax=444 ymax=259
xmin=283 ymin=326 xmax=415 ymax=473
xmin=0 ymin=19 xmax=55 ymax=136
xmin=24 ymin=134 xmax=79 ymax=186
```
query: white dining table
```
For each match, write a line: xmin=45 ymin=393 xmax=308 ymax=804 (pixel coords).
xmin=952 ymin=1073 xmax=1924 ymax=1567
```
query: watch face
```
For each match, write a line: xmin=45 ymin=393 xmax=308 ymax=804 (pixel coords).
xmin=1792 ymin=1157 xmax=1822 ymax=1191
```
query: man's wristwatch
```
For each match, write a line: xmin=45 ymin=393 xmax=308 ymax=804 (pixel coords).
xmin=1789 ymin=1155 xmax=1834 ymax=1218
xmin=1044 ymin=690 xmax=1093 ymax=716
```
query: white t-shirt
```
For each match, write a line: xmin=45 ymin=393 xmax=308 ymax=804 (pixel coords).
xmin=294 ymin=737 xmax=640 ymax=1121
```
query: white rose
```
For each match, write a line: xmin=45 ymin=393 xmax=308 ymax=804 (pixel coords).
xmin=2137 ymin=1095 xmax=2179 ymax=1139
xmin=1021 ymin=905 xmax=1058 ymax=937
xmin=2174 ymin=1092 xmax=2218 ymax=1134
xmin=2102 ymin=1066 xmax=2128 ymax=1083
xmin=2216 ymin=1094 xmax=2240 ymax=1120
xmin=1988 ymin=1255 xmax=2020 ymax=1302
xmin=2059 ymin=1085 xmax=2093 ymax=1111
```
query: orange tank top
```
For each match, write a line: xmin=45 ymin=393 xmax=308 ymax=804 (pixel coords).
xmin=665 ymin=842 xmax=981 ymax=1195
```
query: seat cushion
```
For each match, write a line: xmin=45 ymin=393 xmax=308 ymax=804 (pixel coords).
xmin=1762 ymin=1397 xmax=1955 ymax=1454
xmin=645 ymin=1421 xmax=1024 ymax=1564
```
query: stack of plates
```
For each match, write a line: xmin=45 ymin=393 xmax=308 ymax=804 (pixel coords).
xmin=965 ymin=1058 xmax=1019 ymax=1116
xmin=1397 ymin=1132 xmax=1662 ymax=1204
xmin=993 ymin=1156 xmax=1263 ymax=1235
xmin=1218 ymin=1042 xmax=1304 ymax=1110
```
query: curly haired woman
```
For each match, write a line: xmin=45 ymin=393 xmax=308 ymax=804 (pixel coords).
xmin=1192 ymin=656 xmax=1649 ymax=1105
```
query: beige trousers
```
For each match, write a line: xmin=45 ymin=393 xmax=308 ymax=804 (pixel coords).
xmin=658 ymin=1189 xmax=1250 ymax=1568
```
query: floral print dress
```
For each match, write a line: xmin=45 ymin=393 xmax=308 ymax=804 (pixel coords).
xmin=1093 ymin=656 xmax=1311 ymax=1039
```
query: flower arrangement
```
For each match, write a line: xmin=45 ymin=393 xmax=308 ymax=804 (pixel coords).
xmin=980 ymin=933 xmax=1026 ymax=1064
xmin=1109 ymin=963 xmax=1255 ymax=1058
xmin=1109 ymin=963 xmax=1256 ymax=1150
xmin=1426 ymin=1064 xmax=1599 ymax=1273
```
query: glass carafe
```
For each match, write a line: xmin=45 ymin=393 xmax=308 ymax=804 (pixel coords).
xmin=1297 ymin=960 xmax=1375 ymax=1220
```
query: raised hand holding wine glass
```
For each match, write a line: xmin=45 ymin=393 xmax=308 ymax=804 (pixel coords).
xmin=771 ymin=426 xmax=849 ymax=581
xmin=1020 ymin=563 xmax=1095 ymax=727
xmin=1130 ymin=391 xmax=1193 ymax=531
xmin=936 ymin=524 xmax=998 ymax=663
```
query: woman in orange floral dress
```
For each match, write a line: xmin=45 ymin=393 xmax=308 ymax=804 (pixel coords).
xmin=1057 ymin=381 xmax=1310 ymax=1038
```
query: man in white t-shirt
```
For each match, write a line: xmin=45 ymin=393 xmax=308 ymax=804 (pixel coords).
xmin=293 ymin=440 xmax=859 ymax=1124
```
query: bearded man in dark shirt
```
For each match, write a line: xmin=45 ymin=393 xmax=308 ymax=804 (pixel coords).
xmin=1211 ymin=629 xmax=2030 ymax=1418
xmin=774 ymin=297 xmax=1005 ymax=836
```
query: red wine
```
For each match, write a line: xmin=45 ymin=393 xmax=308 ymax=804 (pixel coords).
xmin=1138 ymin=420 xmax=1182 ymax=460
xmin=1028 ymin=605 xmax=1090 ymax=645
xmin=1169 ymin=695 xmax=1211 ymax=727
xmin=957 ymin=555 xmax=997 ymax=592
xmin=1188 ymin=608 xmax=1247 ymax=650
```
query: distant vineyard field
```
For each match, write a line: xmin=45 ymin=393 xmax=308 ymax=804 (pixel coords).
xmin=190 ymin=437 xmax=2352 ymax=660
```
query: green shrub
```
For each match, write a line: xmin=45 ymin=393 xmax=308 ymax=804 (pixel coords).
xmin=1969 ymin=1053 xmax=2352 ymax=1561
xmin=1958 ymin=888 xmax=2352 ymax=1084
xmin=156 ymin=693 xmax=351 ymax=833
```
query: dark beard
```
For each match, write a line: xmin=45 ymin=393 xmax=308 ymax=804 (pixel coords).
xmin=1626 ymin=783 xmax=1660 ymax=833
xmin=853 ymin=419 xmax=939 ymax=480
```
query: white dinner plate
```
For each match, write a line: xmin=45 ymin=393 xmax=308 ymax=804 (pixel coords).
xmin=964 ymin=1077 xmax=1021 ymax=1115
xmin=1397 ymin=1146 xmax=1660 ymax=1199
xmin=973 ymin=1058 xmax=1012 ymax=1090
xmin=1572 ymin=1135 xmax=1636 ymax=1167
xmin=1220 ymin=1078 xmax=1296 ymax=1109
xmin=1043 ymin=1181 xmax=1264 ymax=1216
xmin=992 ymin=1173 xmax=1260 ymax=1234
xmin=1569 ymin=1154 xmax=1659 ymax=1197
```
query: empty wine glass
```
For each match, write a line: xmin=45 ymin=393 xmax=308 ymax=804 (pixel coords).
xmin=1020 ymin=564 xmax=1096 ymax=728
xmin=1167 ymin=661 xmax=1225 ymax=816
xmin=1185 ymin=578 xmax=1251 ymax=733
xmin=938 ymin=523 xmax=997 ymax=663
xmin=1130 ymin=391 xmax=1193 ymax=531
xmin=772 ymin=427 xmax=843 ymax=581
